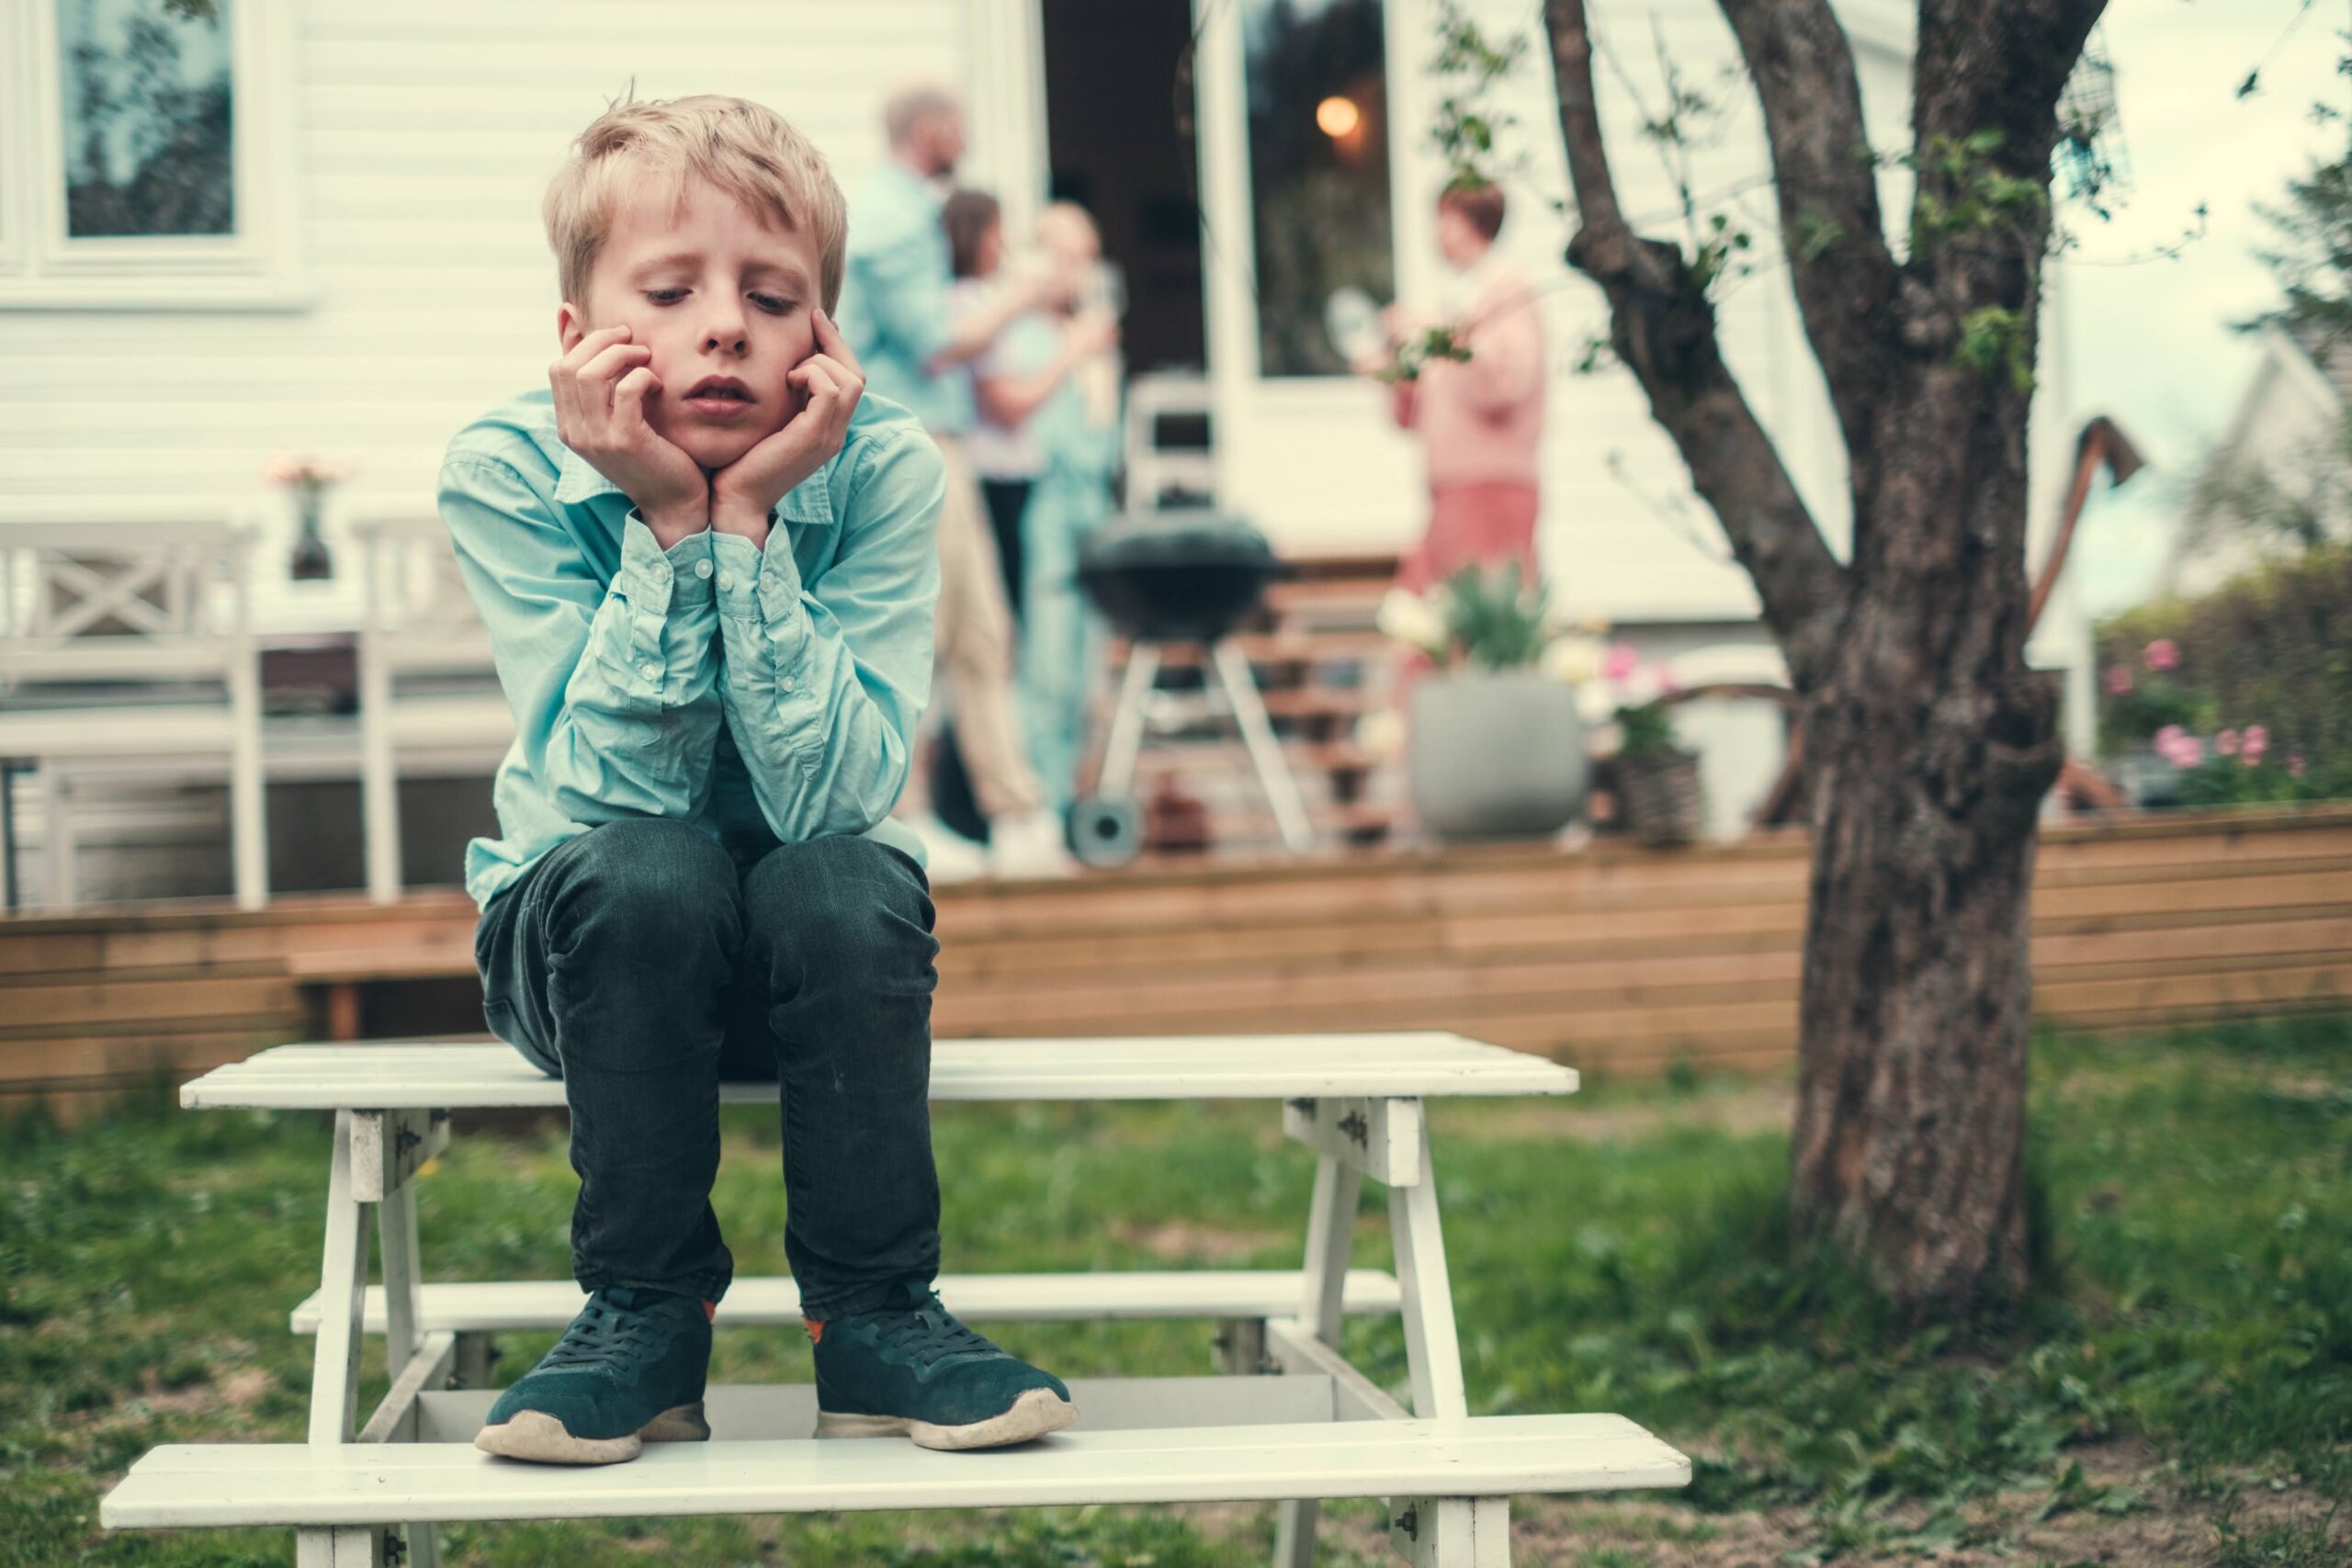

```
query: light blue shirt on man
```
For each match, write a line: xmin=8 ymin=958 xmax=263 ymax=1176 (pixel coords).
xmin=836 ymin=159 xmax=974 ymax=437
xmin=437 ymin=387 xmax=943 ymax=910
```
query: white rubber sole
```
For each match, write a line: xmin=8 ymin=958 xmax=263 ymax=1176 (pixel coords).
xmin=474 ymin=1401 xmax=710 ymax=1465
xmin=814 ymin=1386 xmax=1080 ymax=1450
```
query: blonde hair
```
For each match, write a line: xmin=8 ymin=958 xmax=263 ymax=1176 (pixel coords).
xmin=543 ymin=92 xmax=847 ymax=314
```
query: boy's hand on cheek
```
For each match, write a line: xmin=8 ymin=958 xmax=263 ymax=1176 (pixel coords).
xmin=549 ymin=321 xmax=709 ymax=546
xmin=710 ymin=310 xmax=865 ymax=547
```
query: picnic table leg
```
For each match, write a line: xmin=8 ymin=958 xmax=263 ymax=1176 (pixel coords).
xmin=1274 ymin=1149 xmax=1363 ymax=1568
xmin=1388 ymin=1496 xmax=1510 ymax=1566
xmin=301 ymin=1111 xmax=388 ymax=1568
xmin=378 ymin=1177 xmax=441 ymax=1568
xmin=1388 ymin=1119 xmax=1467 ymax=1421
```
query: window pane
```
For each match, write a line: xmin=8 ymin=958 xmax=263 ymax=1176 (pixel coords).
xmin=1241 ymin=0 xmax=1394 ymax=378
xmin=58 ymin=0 xmax=235 ymax=239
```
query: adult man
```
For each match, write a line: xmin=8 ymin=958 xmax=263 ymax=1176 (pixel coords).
xmin=838 ymin=83 xmax=1072 ymax=878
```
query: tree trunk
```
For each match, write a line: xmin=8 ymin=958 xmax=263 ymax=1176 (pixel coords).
xmin=1540 ymin=0 xmax=2099 ymax=1314
xmin=1789 ymin=372 xmax=2065 ymax=1308
xmin=1792 ymin=691 xmax=2056 ymax=1306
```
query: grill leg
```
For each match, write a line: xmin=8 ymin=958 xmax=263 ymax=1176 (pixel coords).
xmin=1097 ymin=644 xmax=1160 ymax=800
xmin=1211 ymin=639 xmax=1314 ymax=854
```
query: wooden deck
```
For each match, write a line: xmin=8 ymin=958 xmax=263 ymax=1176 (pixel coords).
xmin=6 ymin=805 xmax=2350 ymax=1117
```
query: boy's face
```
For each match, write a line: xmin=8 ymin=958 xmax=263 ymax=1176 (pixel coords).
xmin=559 ymin=175 xmax=823 ymax=473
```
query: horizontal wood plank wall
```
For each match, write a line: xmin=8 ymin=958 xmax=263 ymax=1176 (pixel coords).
xmin=5 ymin=808 xmax=2350 ymax=1116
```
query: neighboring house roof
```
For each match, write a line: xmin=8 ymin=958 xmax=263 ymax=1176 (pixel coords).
xmin=2163 ymin=323 xmax=2350 ymax=597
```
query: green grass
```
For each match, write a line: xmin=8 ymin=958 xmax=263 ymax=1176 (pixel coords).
xmin=3 ymin=1015 xmax=2347 ymax=1564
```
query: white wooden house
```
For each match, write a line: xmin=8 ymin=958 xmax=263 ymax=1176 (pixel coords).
xmin=2165 ymin=322 xmax=2351 ymax=598
xmin=0 ymin=0 xmax=2094 ymax=868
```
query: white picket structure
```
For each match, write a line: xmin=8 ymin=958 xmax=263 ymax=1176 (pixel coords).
xmin=103 ymin=1031 xmax=1690 ymax=1566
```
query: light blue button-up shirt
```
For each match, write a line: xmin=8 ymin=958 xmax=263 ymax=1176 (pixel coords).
xmin=437 ymin=386 xmax=943 ymax=910
xmin=836 ymin=159 xmax=974 ymax=436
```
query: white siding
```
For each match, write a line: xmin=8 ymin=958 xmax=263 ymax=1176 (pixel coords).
xmin=0 ymin=0 xmax=965 ymax=628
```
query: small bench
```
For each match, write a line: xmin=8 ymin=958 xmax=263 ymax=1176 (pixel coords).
xmin=108 ymin=1032 xmax=1689 ymax=1566
xmin=106 ymin=1413 xmax=1686 ymax=1564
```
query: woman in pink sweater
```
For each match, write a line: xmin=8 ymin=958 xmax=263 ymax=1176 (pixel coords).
xmin=1381 ymin=181 xmax=1547 ymax=597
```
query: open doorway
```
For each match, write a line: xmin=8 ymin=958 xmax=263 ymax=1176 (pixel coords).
xmin=1037 ymin=0 xmax=1205 ymax=375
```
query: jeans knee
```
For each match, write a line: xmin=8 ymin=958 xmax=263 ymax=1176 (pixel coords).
xmin=544 ymin=819 xmax=743 ymax=969
xmin=743 ymin=836 xmax=937 ymax=999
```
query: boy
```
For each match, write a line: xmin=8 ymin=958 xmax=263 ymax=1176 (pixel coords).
xmin=439 ymin=94 xmax=1077 ymax=1465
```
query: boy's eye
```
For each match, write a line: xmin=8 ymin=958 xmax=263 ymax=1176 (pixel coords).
xmin=644 ymin=289 xmax=792 ymax=314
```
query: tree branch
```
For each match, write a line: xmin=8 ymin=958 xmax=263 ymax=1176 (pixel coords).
xmin=1916 ymin=0 xmax=2109 ymax=156
xmin=1714 ymin=0 xmax=1900 ymax=452
xmin=1544 ymin=0 xmax=1849 ymax=684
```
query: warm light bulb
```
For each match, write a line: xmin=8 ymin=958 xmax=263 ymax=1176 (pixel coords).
xmin=1316 ymin=96 xmax=1361 ymax=139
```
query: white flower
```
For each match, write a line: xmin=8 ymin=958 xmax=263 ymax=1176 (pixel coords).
xmin=1542 ymin=635 xmax=1601 ymax=685
xmin=1576 ymin=683 xmax=1619 ymax=725
xmin=1376 ymin=589 xmax=1449 ymax=656
xmin=1357 ymin=709 xmax=1407 ymax=760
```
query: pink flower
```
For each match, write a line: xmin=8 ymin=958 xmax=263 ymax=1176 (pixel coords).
xmin=2103 ymin=665 xmax=2134 ymax=697
xmin=2216 ymin=728 xmax=2239 ymax=757
xmin=2143 ymin=637 xmax=2179 ymax=672
xmin=1601 ymin=643 xmax=1642 ymax=683
xmin=2289 ymin=754 xmax=2308 ymax=779
xmin=2154 ymin=725 xmax=2202 ymax=770
xmin=2241 ymin=725 xmax=2268 ymax=766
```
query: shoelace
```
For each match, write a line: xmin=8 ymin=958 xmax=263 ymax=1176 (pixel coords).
xmin=867 ymin=1294 xmax=998 ymax=1371
xmin=537 ymin=1293 xmax=673 ymax=1371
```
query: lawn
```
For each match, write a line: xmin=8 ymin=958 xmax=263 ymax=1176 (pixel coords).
xmin=4 ymin=1016 xmax=2347 ymax=1566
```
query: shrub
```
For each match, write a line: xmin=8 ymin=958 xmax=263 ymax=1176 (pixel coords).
xmin=2096 ymin=545 xmax=2352 ymax=798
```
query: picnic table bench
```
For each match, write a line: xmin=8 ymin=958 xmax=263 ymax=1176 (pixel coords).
xmin=102 ymin=1032 xmax=1689 ymax=1565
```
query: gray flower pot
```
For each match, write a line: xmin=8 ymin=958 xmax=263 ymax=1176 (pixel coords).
xmin=1408 ymin=669 xmax=1589 ymax=840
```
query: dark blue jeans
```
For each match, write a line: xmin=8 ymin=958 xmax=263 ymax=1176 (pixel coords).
xmin=474 ymin=819 xmax=942 ymax=1317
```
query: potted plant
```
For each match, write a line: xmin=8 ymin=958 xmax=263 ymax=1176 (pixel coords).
xmin=1607 ymin=686 xmax=1703 ymax=846
xmin=1376 ymin=563 xmax=1600 ymax=840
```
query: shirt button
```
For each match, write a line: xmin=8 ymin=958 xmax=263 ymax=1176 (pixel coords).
xmin=717 ymin=571 xmax=736 ymax=591
xmin=651 ymin=561 xmax=669 ymax=581
xmin=782 ymin=677 xmax=797 ymax=693
xmin=694 ymin=558 xmax=712 ymax=580
xmin=639 ymin=661 xmax=659 ymax=682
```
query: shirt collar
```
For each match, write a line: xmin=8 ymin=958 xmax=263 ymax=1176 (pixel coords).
xmin=551 ymin=442 xmax=838 ymax=527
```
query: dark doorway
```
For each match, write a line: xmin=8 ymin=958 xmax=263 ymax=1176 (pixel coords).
xmin=1039 ymin=0 xmax=1206 ymax=375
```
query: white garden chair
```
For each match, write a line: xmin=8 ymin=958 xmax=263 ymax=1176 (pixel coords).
xmin=348 ymin=510 xmax=512 ymax=903
xmin=0 ymin=505 xmax=266 ymax=909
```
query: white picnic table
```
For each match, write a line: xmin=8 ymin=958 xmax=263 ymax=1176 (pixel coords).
xmin=103 ymin=1031 xmax=1689 ymax=1566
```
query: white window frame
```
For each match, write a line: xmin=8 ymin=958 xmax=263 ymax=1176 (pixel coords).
xmin=0 ymin=0 xmax=309 ymax=311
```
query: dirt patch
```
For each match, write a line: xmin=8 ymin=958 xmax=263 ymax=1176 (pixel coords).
xmin=1297 ymin=1442 xmax=2348 ymax=1566
xmin=1113 ymin=1219 xmax=1289 ymax=1263
xmin=135 ymin=1365 xmax=274 ymax=1417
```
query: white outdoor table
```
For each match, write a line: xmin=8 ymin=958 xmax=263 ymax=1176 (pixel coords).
xmin=105 ymin=1032 xmax=1688 ymax=1567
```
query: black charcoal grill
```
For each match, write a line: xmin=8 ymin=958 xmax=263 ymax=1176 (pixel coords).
xmin=1070 ymin=510 xmax=1314 ymax=867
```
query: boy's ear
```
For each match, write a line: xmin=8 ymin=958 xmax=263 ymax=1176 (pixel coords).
xmin=556 ymin=301 xmax=587 ymax=355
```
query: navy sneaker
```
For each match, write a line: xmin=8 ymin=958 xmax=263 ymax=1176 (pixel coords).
xmin=474 ymin=1286 xmax=713 ymax=1464
xmin=810 ymin=1286 xmax=1078 ymax=1450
